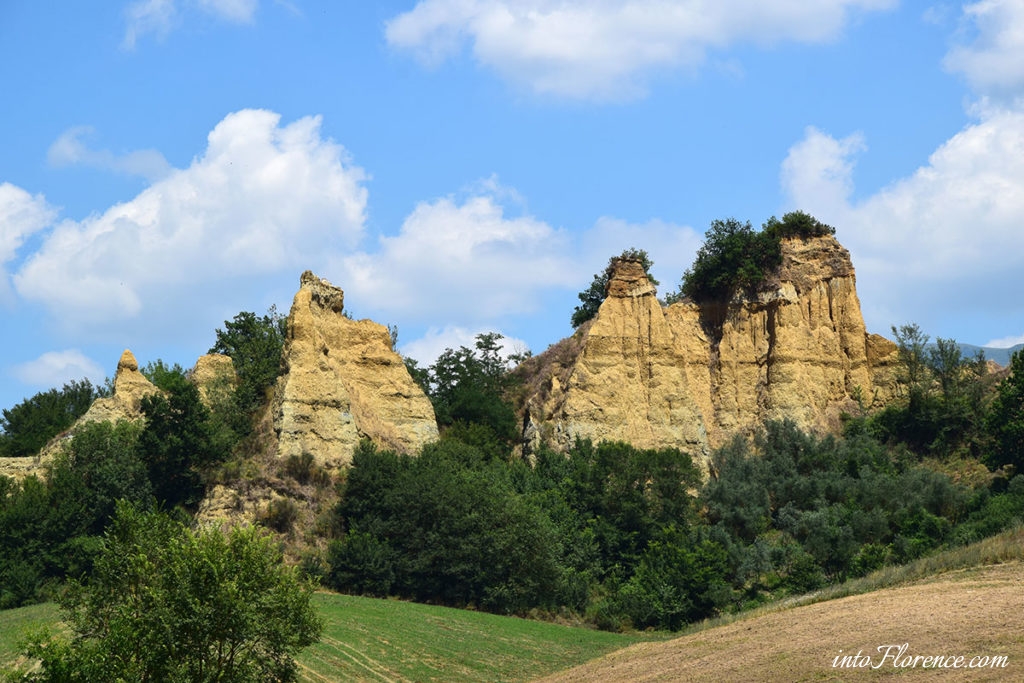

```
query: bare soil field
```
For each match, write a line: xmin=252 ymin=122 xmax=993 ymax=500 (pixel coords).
xmin=538 ymin=561 xmax=1024 ymax=682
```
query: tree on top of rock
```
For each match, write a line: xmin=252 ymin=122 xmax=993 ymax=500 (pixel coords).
xmin=571 ymin=248 xmax=658 ymax=328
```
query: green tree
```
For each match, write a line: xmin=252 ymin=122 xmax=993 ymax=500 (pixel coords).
xmin=210 ymin=307 xmax=287 ymax=416
xmin=0 ymin=379 xmax=106 ymax=458
xmin=679 ymin=218 xmax=778 ymax=303
xmin=426 ymin=332 xmax=520 ymax=453
xmin=761 ymin=210 xmax=835 ymax=241
xmin=141 ymin=359 xmax=189 ymax=392
xmin=137 ymin=369 xmax=227 ymax=510
xmin=571 ymin=248 xmax=658 ymax=328
xmin=986 ymin=350 xmax=1024 ymax=473
xmin=674 ymin=212 xmax=833 ymax=304
xmin=23 ymin=503 xmax=322 ymax=683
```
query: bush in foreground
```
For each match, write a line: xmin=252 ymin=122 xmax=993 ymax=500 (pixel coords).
xmin=21 ymin=503 xmax=322 ymax=683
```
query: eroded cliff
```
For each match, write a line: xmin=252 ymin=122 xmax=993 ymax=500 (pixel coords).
xmin=272 ymin=271 xmax=438 ymax=470
xmin=518 ymin=235 xmax=898 ymax=470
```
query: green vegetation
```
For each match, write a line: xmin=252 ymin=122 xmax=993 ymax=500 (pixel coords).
xmin=415 ymin=332 xmax=522 ymax=458
xmin=986 ymin=349 xmax=1024 ymax=473
xmin=209 ymin=306 xmax=287 ymax=419
xmin=18 ymin=503 xmax=321 ymax=683
xmin=0 ymin=308 xmax=284 ymax=609
xmin=138 ymin=365 xmax=230 ymax=510
xmin=299 ymin=593 xmax=653 ymax=682
xmin=864 ymin=323 xmax=991 ymax=459
xmin=322 ymin=321 xmax=1024 ymax=633
xmin=3 ymin=594 xmax=651 ymax=683
xmin=0 ymin=380 xmax=107 ymax=458
xmin=672 ymin=211 xmax=834 ymax=303
xmin=572 ymin=248 xmax=657 ymax=328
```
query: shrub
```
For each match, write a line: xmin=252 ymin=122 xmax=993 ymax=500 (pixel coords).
xmin=20 ymin=503 xmax=322 ymax=683
xmin=0 ymin=379 xmax=106 ymax=458
xmin=675 ymin=211 xmax=834 ymax=304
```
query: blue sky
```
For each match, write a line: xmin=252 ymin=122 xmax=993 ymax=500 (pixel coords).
xmin=2 ymin=0 xmax=1023 ymax=411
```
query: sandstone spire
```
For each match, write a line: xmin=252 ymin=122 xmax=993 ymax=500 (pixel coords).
xmin=273 ymin=271 xmax=438 ymax=471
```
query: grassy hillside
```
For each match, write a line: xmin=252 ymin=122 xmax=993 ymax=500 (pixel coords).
xmin=0 ymin=594 xmax=651 ymax=682
xmin=6 ymin=529 xmax=1023 ymax=681
xmin=540 ymin=527 xmax=1024 ymax=682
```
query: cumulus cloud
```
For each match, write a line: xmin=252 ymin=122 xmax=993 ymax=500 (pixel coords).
xmin=985 ymin=333 xmax=1024 ymax=348
xmin=0 ymin=184 xmax=57 ymax=305
xmin=337 ymin=189 xmax=577 ymax=322
xmin=944 ymin=0 xmax=1024 ymax=99
xmin=385 ymin=0 xmax=896 ymax=99
xmin=15 ymin=109 xmax=368 ymax=331
xmin=123 ymin=0 xmax=257 ymax=49
xmin=399 ymin=325 xmax=529 ymax=368
xmin=781 ymin=108 xmax=1024 ymax=337
xmin=12 ymin=350 xmax=106 ymax=388
xmin=48 ymin=126 xmax=172 ymax=181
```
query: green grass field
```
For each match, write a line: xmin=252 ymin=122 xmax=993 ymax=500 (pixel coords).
xmin=0 ymin=601 xmax=60 ymax=671
xmin=0 ymin=594 xmax=649 ymax=682
xmin=298 ymin=594 xmax=653 ymax=682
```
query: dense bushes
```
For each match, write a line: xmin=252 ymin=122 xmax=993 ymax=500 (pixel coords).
xmin=325 ymin=436 xmax=727 ymax=627
xmin=0 ymin=379 xmax=107 ymax=458
xmin=21 ymin=503 xmax=321 ymax=683
xmin=675 ymin=211 xmax=834 ymax=303
xmin=327 ymin=439 xmax=561 ymax=614
xmin=704 ymin=421 xmax=969 ymax=599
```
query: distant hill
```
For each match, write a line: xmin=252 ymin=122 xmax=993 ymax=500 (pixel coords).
xmin=957 ymin=343 xmax=1023 ymax=367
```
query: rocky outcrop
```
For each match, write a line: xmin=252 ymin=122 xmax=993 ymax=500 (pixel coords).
xmin=273 ymin=271 xmax=438 ymax=471
xmin=521 ymin=259 xmax=712 ymax=468
xmin=191 ymin=353 xmax=237 ymax=408
xmin=77 ymin=350 xmax=161 ymax=425
xmin=0 ymin=350 xmax=161 ymax=481
xmin=518 ymin=236 xmax=898 ymax=471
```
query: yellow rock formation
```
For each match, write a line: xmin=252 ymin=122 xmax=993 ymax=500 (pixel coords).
xmin=518 ymin=236 xmax=898 ymax=472
xmin=273 ymin=271 xmax=438 ymax=470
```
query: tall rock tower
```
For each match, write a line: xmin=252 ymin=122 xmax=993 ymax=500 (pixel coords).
xmin=273 ymin=271 xmax=438 ymax=470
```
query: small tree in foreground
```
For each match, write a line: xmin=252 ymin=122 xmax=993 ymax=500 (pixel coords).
xmin=22 ymin=503 xmax=322 ymax=683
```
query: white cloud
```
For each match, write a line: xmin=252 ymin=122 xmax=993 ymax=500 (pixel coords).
xmin=781 ymin=107 xmax=1024 ymax=337
xmin=985 ymin=333 xmax=1024 ymax=348
xmin=337 ymin=189 xmax=577 ymax=323
xmin=945 ymin=0 xmax=1024 ymax=99
xmin=385 ymin=0 xmax=896 ymax=100
xmin=197 ymin=0 xmax=258 ymax=23
xmin=123 ymin=0 xmax=257 ymax=49
xmin=780 ymin=126 xmax=865 ymax=222
xmin=48 ymin=126 xmax=172 ymax=181
xmin=12 ymin=350 xmax=106 ymax=388
xmin=400 ymin=325 xmax=529 ymax=367
xmin=15 ymin=109 xmax=368 ymax=331
xmin=124 ymin=0 xmax=177 ymax=49
xmin=0 ymin=184 xmax=57 ymax=305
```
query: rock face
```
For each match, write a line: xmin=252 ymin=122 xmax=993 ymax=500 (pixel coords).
xmin=519 ymin=236 xmax=898 ymax=471
xmin=77 ymin=350 xmax=161 ymax=425
xmin=0 ymin=350 xmax=161 ymax=481
xmin=521 ymin=259 xmax=712 ymax=467
xmin=273 ymin=271 xmax=438 ymax=470
xmin=191 ymin=353 xmax=237 ymax=407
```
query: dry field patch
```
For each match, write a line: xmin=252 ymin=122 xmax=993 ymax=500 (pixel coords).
xmin=538 ymin=562 xmax=1024 ymax=682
